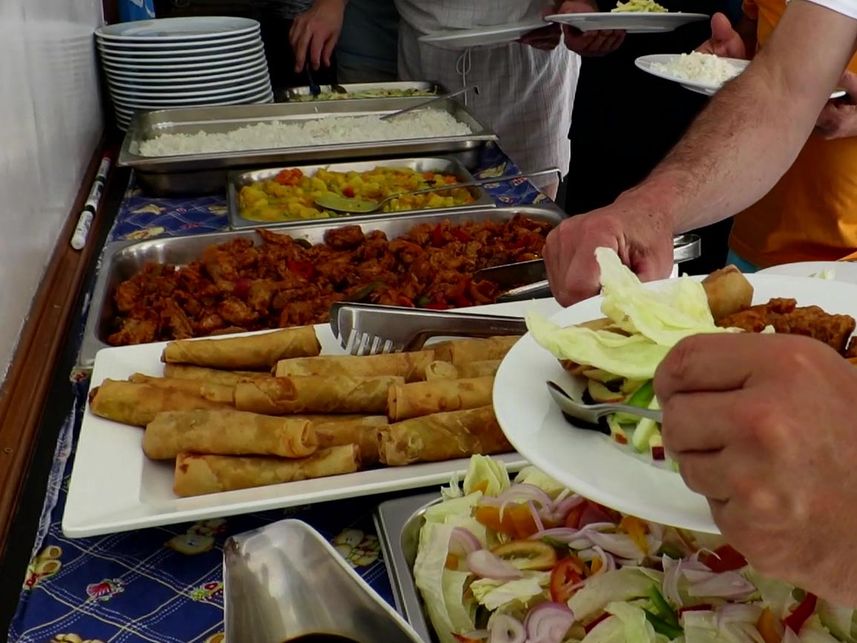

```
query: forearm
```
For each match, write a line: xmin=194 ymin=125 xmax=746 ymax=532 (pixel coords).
xmin=622 ymin=0 xmax=857 ymax=232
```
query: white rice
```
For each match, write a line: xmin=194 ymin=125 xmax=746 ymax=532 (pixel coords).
xmin=652 ymin=52 xmax=742 ymax=85
xmin=137 ymin=109 xmax=473 ymax=157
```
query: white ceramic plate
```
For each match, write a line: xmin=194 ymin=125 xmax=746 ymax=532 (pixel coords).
xmin=111 ymin=88 xmax=273 ymax=110
xmin=97 ymin=39 xmax=261 ymax=58
xmin=100 ymin=51 xmax=267 ymax=72
xmin=108 ymin=75 xmax=270 ymax=100
xmin=757 ymin=261 xmax=857 ymax=284
xmin=419 ymin=21 xmax=548 ymax=48
xmin=95 ymin=30 xmax=260 ymax=50
xmin=62 ymin=300 xmax=558 ymax=538
xmin=493 ymin=274 xmax=857 ymax=534
xmin=636 ymin=54 xmax=847 ymax=99
xmin=103 ymin=57 xmax=267 ymax=79
xmin=99 ymin=43 xmax=264 ymax=65
xmin=107 ymin=66 xmax=269 ymax=91
xmin=546 ymin=12 xmax=707 ymax=33
xmin=635 ymin=53 xmax=747 ymax=91
xmin=96 ymin=16 xmax=260 ymax=41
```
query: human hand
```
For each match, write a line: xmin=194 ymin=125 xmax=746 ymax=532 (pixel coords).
xmin=655 ymin=333 xmax=857 ymax=605
xmin=695 ymin=12 xmax=747 ymax=59
xmin=289 ymin=0 xmax=346 ymax=72
xmin=518 ymin=24 xmax=563 ymax=51
xmin=816 ymin=71 xmax=857 ymax=140
xmin=544 ymin=196 xmax=674 ymax=305
xmin=556 ymin=0 xmax=625 ymax=56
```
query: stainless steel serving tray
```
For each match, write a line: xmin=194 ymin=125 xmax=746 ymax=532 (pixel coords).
xmin=374 ymin=492 xmax=446 ymax=643
xmin=226 ymin=157 xmax=495 ymax=230
xmin=281 ymin=81 xmax=445 ymax=102
xmin=117 ymin=98 xmax=497 ymax=196
xmin=78 ymin=205 xmax=566 ymax=367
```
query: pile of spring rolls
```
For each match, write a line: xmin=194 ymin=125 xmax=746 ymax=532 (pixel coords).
xmin=87 ymin=326 xmax=520 ymax=497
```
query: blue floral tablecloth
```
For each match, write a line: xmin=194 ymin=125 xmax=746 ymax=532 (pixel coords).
xmin=107 ymin=143 xmax=547 ymax=243
xmin=8 ymin=142 xmax=550 ymax=643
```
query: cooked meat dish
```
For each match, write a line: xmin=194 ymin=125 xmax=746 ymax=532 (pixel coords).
xmin=716 ymin=297 xmax=856 ymax=354
xmin=107 ymin=215 xmax=551 ymax=346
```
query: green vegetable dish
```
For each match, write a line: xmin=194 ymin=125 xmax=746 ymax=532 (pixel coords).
xmin=413 ymin=455 xmax=855 ymax=643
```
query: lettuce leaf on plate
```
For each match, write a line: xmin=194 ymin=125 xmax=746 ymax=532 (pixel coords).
xmin=470 ymin=572 xmax=550 ymax=611
xmin=527 ymin=247 xmax=728 ymax=380
xmin=582 ymin=602 xmax=669 ymax=643
xmin=569 ymin=567 xmax=663 ymax=622
xmin=464 ymin=454 xmax=510 ymax=497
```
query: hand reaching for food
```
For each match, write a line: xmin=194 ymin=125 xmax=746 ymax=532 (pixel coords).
xmin=289 ymin=0 xmax=346 ymax=72
xmin=816 ymin=70 xmax=857 ymax=140
xmin=544 ymin=197 xmax=674 ymax=306
xmin=557 ymin=0 xmax=626 ymax=56
xmin=654 ymin=332 xmax=857 ymax=606
xmin=695 ymin=12 xmax=748 ymax=59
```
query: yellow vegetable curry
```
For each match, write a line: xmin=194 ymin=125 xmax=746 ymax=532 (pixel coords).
xmin=238 ymin=166 xmax=478 ymax=222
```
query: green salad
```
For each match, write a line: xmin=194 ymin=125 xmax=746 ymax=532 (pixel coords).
xmin=526 ymin=248 xmax=735 ymax=462
xmin=413 ymin=456 xmax=856 ymax=643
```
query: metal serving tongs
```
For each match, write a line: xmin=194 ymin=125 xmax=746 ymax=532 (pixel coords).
xmin=330 ymin=302 xmax=526 ymax=355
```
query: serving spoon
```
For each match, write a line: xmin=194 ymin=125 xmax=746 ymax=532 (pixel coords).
xmin=546 ymin=380 xmax=663 ymax=429
xmin=379 ymin=84 xmax=478 ymax=121
xmin=313 ymin=167 xmax=560 ymax=214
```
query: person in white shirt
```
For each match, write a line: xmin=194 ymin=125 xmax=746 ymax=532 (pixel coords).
xmin=393 ymin=0 xmax=581 ymax=200
xmin=546 ymin=0 xmax=857 ymax=606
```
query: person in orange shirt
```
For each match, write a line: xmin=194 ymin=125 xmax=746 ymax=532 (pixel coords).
xmin=697 ymin=2 xmax=857 ymax=270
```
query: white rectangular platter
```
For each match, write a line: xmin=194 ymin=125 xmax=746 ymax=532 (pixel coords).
xmin=63 ymin=299 xmax=560 ymax=538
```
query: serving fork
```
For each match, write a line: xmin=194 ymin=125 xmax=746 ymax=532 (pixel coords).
xmin=330 ymin=302 xmax=526 ymax=355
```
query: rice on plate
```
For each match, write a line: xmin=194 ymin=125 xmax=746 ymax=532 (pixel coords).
xmin=137 ymin=109 xmax=472 ymax=157
xmin=651 ymin=51 xmax=743 ymax=85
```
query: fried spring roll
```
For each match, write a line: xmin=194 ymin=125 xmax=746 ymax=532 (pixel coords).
xmin=89 ymin=379 xmax=229 ymax=427
xmin=173 ymin=445 xmax=360 ymax=496
xmin=312 ymin=416 xmax=387 ymax=465
xmin=163 ymin=364 xmax=270 ymax=386
xmin=425 ymin=361 xmax=459 ymax=381
xmin=387 ymin=376 xmax=494 ymax=421
xmin=422 ymin=360 xmax=501 ymax=382
xmin=274 ymin=350 xmax=434 ymax=382
xmin=143 ymin=410 xmax=317 ymax=460
xmin=162 ymin=326 xmax=321 ymax=370
xmin=429 ymin=336 xmax=520 ymax=366
xmin=378 ymin=405 xmax=512 ymax=466
xmin=702 ymin=265 xmax=754 ymax=321
xmin=234 ymin=375 xmax=403 ymax=415
xmin=129 ymin=373 xmax=235 ymax=404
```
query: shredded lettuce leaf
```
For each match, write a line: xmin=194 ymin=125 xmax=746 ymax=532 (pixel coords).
xmin=424 ymin=492 xmax=482 ymax=525
xmin=570 ymin=568 xmax=663 ymax=622
xmin=464 ymin=455 xmax=510 ymax=497
xmin=471 ymin=573 xmax=550 ymax=611
xmin=413 ymin=522 xmax=476 ymax=643
xmin=582 ymin=602 xmax=668 ymax=643
xmin=527 ymin=247 xmax=728 ymax=380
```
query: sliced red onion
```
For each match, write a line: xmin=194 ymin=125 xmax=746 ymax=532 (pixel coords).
xmin=449 ymin=527 xmax=482 ymax=560
xmin=529 ymin=527 xmax=586 ymax=543
xmin=645 ymin=533 xmax=663 ymax=557
xmin=488 ymin=614 xmax=526 ymax=643
xmin=467 ymin=550 xmax=524 ymax=581
xmin=528 ymin=501 xmax=546 ymax=534
xmin=524 ymin=602 xmax=575 ymax=643
xmin=662 ymin=556 xmax=684 ymax=607
xmin=688 ymin=571 xmax=756 ymax=600
xmin=578 ymin=504 xmax=617 ymax=527
xmin=586 ymin=530 xmax=646 ymax=561
xmin=542 ymin=495 xmax=585 ymax=524
xmin=479 ymin=484 xmax=553 ymax=510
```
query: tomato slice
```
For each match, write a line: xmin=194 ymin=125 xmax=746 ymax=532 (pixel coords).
xmin=491 ymin=540 xmax=557 ymax=571
xmin=474 ymin=504 xmax=538 ymax=539
xmin=783 ymin=593 xmax=818 ymax=635
xmin=701 ymin=545 xmax=748 ymax=573
xmin=550 ymin=555 xmax=585 ymax=603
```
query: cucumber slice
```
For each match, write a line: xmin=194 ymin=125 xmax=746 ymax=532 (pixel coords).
xmin=631 ymin=396 xmax=661 ymax=453
xmin=615 ymin=380 xmax=655 ymax=424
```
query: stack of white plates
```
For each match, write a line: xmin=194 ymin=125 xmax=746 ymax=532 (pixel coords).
xmin=95 ymin=17 xmax=273 ymax=130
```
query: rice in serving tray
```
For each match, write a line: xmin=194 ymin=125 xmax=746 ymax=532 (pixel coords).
xmin=137 ymin=109 xmax=472 ymax=157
